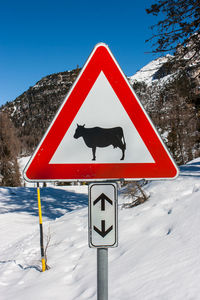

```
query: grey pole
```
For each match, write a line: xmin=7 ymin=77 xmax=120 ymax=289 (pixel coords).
xmin=97 ymin=248 xmax=108 ymax=300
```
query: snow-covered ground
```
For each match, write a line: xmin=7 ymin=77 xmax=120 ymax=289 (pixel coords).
xmin=1 ymin=159 xmax=200 ymax=299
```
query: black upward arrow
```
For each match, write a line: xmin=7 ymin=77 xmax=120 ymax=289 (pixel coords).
xmin=93 ymin=193 xmax=113 ymax=211
xmin=93 ymin=220 xmax=113 ymax=238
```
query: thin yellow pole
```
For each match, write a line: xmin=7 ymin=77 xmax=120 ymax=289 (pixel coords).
xmin=37 ymin=183 xmax=46 ymax=272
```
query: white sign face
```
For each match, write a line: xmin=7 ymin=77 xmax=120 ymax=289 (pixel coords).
xmin=50 ymin=71 xmax=154 ymax=164
xmin=89 ymin=183 xmax=118 ymax=248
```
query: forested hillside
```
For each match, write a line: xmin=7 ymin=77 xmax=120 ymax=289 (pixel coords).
xmin=1 ymin=68 xmax=81 ymax=155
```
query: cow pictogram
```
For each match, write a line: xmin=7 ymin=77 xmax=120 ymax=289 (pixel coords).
xmin=73 ymin=124 xmax=126 ymax=161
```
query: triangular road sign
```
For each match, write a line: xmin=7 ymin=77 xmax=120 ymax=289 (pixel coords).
xmin=24 ymin=43 xmax=179 ymax=182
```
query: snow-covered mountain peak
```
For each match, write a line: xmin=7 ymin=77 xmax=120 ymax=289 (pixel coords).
xmin=129 ymin=54 xmax=174 ymax=86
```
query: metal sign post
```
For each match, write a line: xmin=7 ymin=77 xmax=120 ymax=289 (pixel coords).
xmin=97 ymin=248 xmax=108 ymax=300
xmin=89 ymin=183 xmax=118 ymax=299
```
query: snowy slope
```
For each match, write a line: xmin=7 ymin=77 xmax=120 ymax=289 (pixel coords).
xmin=0 ymin=159 xmax=200 ymax=299
xmin=129 ymin=55 xmax=173 ymax=86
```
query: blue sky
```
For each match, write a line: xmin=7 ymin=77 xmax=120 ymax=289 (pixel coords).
xmin=0 ymin=0 xmax=159 ymax=106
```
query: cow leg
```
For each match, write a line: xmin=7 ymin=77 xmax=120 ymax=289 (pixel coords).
xmin=119 ymin=143 xmax=125 ymax=160
xmin=92 ymin=147 xmax=96 ymax=161
xmin=115 ymin=137 xmax=125 ymax=160
xmin=121 ymin=148 xmax=125 ymax=160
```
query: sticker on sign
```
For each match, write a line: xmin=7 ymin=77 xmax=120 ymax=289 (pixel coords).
xmin=89 ymin=183 xmax=118 ymax=248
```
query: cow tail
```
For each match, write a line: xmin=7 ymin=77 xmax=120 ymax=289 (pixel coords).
xmin=122 ymin=131 xmax=126 ymax=149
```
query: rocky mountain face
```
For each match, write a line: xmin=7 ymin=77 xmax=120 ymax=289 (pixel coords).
xmin=1 ymin=68 xmax=81 ymax=155
xmin=130 ymin=54 xmax=200 ymax=164
xmin=1 ymin=56 xmax=200 ymax=165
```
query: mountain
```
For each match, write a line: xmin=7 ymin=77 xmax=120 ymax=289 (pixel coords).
xmin=0 ymin=55 xmax=200 ymax=165
xmin=129 ymin=55 xmax=174 ymax=86
xmin=129 ymin=55 xmax=200 ymax=164
xmin=0 ymin=68 xmax=81 ymax=155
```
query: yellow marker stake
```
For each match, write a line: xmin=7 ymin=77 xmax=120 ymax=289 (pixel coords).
xmin=37 ymin=184 xmax=46 ymax=272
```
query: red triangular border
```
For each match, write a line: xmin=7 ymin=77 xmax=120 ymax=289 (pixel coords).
xmin=24 ymin=43 xmax=179 ymax=181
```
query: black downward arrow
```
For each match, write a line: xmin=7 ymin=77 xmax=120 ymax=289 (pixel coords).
xmin=93 ymin=193 xmax=113 ymax=211
xmin=93 ymin=220 xmax=113 ymax=238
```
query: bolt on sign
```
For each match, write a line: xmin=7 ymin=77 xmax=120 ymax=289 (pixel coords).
xmin=89 ymin=183 xmax=118 ymax=248
xmin=23 ymin=43 xmax=179 ymax=182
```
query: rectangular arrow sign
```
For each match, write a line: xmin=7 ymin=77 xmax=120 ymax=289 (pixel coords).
xmin=89 ymin=183 xmax=118 ymax=248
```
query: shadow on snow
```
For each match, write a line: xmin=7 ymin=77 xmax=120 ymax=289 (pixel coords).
xmin=0 ymin=187 xmax=88 ymax=220
xmin=179 ymin=161 xmax=200 ymax=177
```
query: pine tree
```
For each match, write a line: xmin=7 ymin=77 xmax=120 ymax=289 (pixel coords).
xmin=146 ymin=0 xmax=200 ymax=68
xmin=0 ymin=112 xmax=21 ymax=186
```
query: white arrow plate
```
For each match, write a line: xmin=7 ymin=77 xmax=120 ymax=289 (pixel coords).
xmin=88 ymin=183 xmax=118 ymax=248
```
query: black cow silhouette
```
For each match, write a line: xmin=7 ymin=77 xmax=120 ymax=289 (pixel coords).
xmin=73 ymin=124 xmax=126 ymax=161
